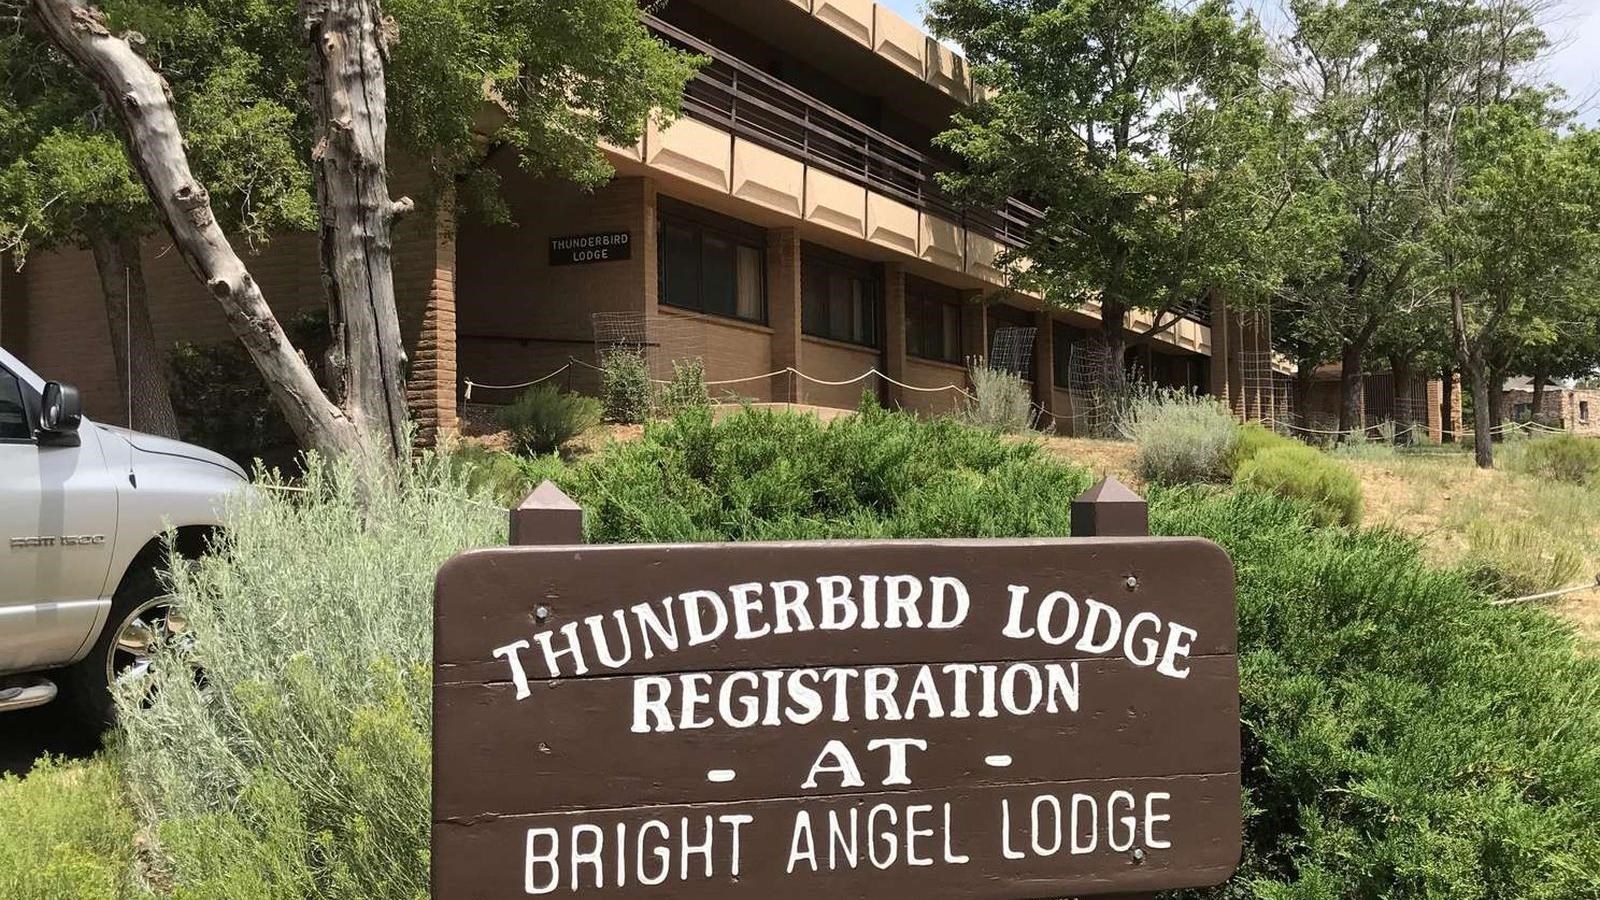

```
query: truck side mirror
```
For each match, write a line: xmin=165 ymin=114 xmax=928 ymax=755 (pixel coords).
xmin=39 ymin=381 xmax=82 ymax=439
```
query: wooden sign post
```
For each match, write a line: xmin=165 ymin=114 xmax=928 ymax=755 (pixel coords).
xmin=433 ymin=479 xmax=1240 ymax=898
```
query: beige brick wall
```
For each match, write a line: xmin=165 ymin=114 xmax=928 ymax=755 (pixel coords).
xmin=900 ymin=357 xmax=965 ymax=417
xmin=457 ymin=164 xmax=652 ymax=401
xmin=800 ymin=336 xmax=881 ymax=409
xmin=21 ymin=232 xmax=324 ymax=424
xmin=14 ymin=161 xmax=451 ymax=436
xmin=1 ymin=254 xmax=29 ymax=353
xmin=657 ymin=308 xmax=775 ymax=403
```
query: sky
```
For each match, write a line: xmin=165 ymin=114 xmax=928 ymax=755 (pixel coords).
xmin=879 ymin=0 xmax=1600 ymax=123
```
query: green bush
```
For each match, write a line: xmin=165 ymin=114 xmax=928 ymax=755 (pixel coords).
xmin=1508 ymin=433 xmax=1600 ymax=485
xmin=1232 ymin=422 xmax=1296 ymax=470
xmin=959 ymin=363 xmax=1037 ymax=433
xmin=1155 ymin=487 xmax=1600 ymax=897
xmin=167 ymin=309 xmax=330 ymax=471
xmin=1235 ymin=442 xmax=1363 ymax=526
xmin=657 ymin=357 xmax=711 ymax=417
xmin=598 ymin=349 xmax=653 ymax=424
xmin=0 ymin=757 xmax=136 ymax=900
xmin=1121 ymin=389 xmax=1238 ymax=485
xmin=113 ymin=407 xmax=1600 ymax=898
xmin=495 ymin=384 xmax=601 ymax=455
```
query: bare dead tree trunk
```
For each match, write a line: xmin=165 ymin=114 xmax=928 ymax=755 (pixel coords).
xmin=300 ymin=0 xmax=411 ymax=458
xmin=86 ymin=228 xmax=179 ymax=438
xmin=30 ymin=0 xmax=366 ymax=459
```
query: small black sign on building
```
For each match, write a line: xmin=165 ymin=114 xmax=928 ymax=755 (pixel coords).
xmin=549 ymin=231 xmax=632 ymax=266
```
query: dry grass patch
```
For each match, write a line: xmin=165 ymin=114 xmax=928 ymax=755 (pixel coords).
xmin=1346 ymin=448 xmax=1600 ymax=643
xmin=1036 ymin=435 xmax=1140 ymax=484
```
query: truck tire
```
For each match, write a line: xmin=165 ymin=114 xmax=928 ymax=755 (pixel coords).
xmin=61 ymin=565 xmax=185 ymax=729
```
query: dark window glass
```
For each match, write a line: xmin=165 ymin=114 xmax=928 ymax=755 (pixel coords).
xmin=0 ymin=369 xmax=29 ymax=441
xmin=1582 ymin=401 xmax=1590 ymax=424
xmin=661 ymin=222 xmax=700 ymax=311
xmin=905 ymin=278 xmax=963 ymax=364
xmin=801 ymin=248 xmax=881 ymax=347
xmin=701 ymin=233 xmax=738 ymax=318
xmin=657 ymin=207 xmax=765 ymax=323
xmin=1053 ymin=321 xmax=1090 ymax=388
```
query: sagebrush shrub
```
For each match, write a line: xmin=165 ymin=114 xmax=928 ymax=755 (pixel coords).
xmin=1121 ymin=389 xmax=1238 ymax=485
xmin=1234 ymin=442 xmax=1363 ymax=526
xmin=657 ymin=357 xmax=711 ymax=417
xmin=111 ymin=407 xmax=1600 ymax=898
xmin=960 ymin=363 xmax=1037 ymax=433
xmin=1511 ymin=433 xmax=1600 ymax=484
xmin=118 ymin=456 xmax=505 ymax=900
xmin=598 ymin=349 xmax=653 ymax=424
xmin=1463 ymin=520 xmax=1584 ymax=596
xmin=495 ymin=384 xmax=601 ymax=455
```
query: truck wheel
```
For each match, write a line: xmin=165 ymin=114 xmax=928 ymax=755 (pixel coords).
xmin=62 ymin=566 xmax=187 ymax=729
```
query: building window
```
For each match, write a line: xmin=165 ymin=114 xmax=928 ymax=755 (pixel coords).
xmin=985 ymin=304 xmax=1036 ymax=377
xmin=1582 ymin=401 xmax=1591 ymax=424
xmin=905 ymin=277 xmax=963 ymax=363
xmin=802 ymin=245 xmax=881 ymax=347
xmin=658 ymin=202 xmax=765 ymax=323
xmin=1052 ymin=322 xmax=1091 ymax=388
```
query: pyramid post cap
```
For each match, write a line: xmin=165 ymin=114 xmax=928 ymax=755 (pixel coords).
xmin=518 ymin=479 xmax=581 ymax=512
xmin=1073 ymin=475 xmax=1145 ymax=505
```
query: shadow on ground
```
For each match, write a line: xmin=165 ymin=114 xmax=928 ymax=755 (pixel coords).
xmin=1 ymin=699 xmax=101 ymax=777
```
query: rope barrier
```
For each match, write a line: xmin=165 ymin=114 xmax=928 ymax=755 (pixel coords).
xmin=462 ymin=362 xmax=573 ymax=399
xmin=1490 ymin=574 xmax=1600 ymax=607
xmin=472 ymin=358 xmax=977 ymax=401
xmin=1265 ymin=416 xmax=1567 ymax=441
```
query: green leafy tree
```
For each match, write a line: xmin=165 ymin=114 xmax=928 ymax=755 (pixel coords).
xmin=1433 ymin=107 xmax=1600 ymax=466
xmin=0 ymin=8 xmax=312 ymax=437
xmin=23 ymin=0 xmax=698 ymax=459
xmin=926 ymin=0 xmax=1314 ymax=399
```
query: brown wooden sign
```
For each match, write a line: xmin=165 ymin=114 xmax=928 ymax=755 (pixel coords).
xmin=433 ymin=532 xmax=1240 ymax=898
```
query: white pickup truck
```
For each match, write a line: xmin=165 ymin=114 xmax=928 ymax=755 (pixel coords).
xmin=0 ymin=346 xmax=246 ymax=726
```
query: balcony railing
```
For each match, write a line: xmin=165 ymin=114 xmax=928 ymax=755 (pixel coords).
xmin=646 ymin=15 xmax=1042 ymax=250
xmin=644 ymin=15 xmax=1213 ymax=331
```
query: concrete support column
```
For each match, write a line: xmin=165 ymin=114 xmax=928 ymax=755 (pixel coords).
xmin=882 ymin=262 xmax=908 ymax=409
xmin=961 ymin=292 xmax=987 ymax=364
xmin=1033 ymin=309 xmax=1059 ymax=432
xmin=767 ymin=228 xmax=803 ymax=403
xmin=1208 ymin=294 xmax=1230 ymax=410
xmin=1425 ymin=378 xmax=1445 ymax=441
xmin=406 ymin=185 xmax=459 ymax=447
xmin=1237 ymin=312 xmax=1264 ymax=421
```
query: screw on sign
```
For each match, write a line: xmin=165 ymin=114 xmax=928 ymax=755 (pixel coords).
xmin=432 ymin=477 xmax=1240 ymax=899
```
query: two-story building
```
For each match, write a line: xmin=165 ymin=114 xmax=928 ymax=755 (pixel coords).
xmin=1 ymin=0 xmax=1299 ymax=444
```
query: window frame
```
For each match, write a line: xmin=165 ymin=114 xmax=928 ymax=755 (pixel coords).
xmin=657 ymin=201 xmax=768 ymax=325
xmin=801 ymin=244 xmax=883 ymax=349
xmin=0 ymin=363 xmax=39 ymax=445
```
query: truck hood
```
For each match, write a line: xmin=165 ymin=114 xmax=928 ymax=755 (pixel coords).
xmin=97 ymin=423 xmax=249 ymax=481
